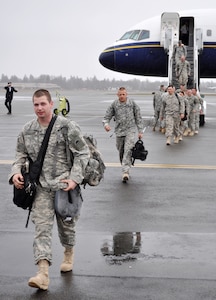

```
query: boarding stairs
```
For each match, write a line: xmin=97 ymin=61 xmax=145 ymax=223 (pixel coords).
xmin=160 ymin=12 xmax=203 ymax=90
xmin=171 ymin=46 xmax=194 ymax=89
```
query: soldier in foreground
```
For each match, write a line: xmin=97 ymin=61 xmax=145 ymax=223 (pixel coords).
xmin=8 ymin=89 xmax=90 ymax=290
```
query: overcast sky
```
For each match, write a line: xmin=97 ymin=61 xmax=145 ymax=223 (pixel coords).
xmin=1 ymin=0 xmax=216 ymax=81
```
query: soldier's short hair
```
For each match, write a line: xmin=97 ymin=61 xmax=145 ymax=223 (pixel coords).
xmin=32 ymin=89 xmax=52 ymax=103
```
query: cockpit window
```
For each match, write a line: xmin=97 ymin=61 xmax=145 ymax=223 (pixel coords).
xmin=130 ymin=30 xmax=141 ymax=40
xmin=119 ymin=30 xmax=150 ymax=41
xmin=120 ymin=31 xmax=133 ymax=40
xmin=138 ymin=30 xmax=150 ymax=40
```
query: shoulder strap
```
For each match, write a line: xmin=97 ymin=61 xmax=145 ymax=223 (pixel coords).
xmin=37 ymin=115 xmax=57 ymax=163
xmin=30 ymin=115 xmax=57 ymax=182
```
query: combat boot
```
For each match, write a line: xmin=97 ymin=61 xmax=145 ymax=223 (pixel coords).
xmin=183 ymin=128 xmax=189 ymax=136
xmin=122 ymin=173 xmax=129 ymax=182
xmin=28 ymin=259 xmax=49 ymax=290
xmin=174 ymin=136 xmax=179 ymax=144
xmin=60 ymin=247 xmax=74 ymax=272
xmin=166 ymin=137 xmax=171 ymax=145
xmin=161 ymin=128 xmax=166 ymax=134
xmin=189 ymin=131 xmax=194 ymax=136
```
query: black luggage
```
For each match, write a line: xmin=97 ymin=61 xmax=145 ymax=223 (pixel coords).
xmin=199 ymin=114 xmax=205 ymax=126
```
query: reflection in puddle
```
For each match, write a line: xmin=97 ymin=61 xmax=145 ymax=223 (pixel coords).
xmin=100 ymin=232 xmax=141 ymax=265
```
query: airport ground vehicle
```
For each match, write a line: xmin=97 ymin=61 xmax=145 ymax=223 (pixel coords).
xmin=53 ymin=92 xmax=70 ymax=116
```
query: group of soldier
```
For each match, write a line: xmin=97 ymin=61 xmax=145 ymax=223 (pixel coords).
xmin=152 ymin=40 xmax=204 ymax=146
xmin=152 ymin=83 xmax=204 ymax=146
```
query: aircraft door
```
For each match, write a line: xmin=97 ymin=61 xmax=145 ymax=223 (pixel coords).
xmin=160 ymin=12 xmax=179 ymax=51
xmin=196 ymin=28 xmax=203 ymax=53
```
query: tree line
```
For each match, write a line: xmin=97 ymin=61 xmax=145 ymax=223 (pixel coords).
xmin=0 ymin=73 xmax=215 ymax=92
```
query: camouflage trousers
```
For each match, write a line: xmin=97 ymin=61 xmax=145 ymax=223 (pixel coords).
xmin=194 ymin=112 xmax=200 ymax=131
xmin=188 ymin=111 xmax=195 ymax=131
xmin=178 ymin=72 xmax=188 ymax=86
xmin=31 ymin=185 xmax=77 ymax=265
xmin=153 ymin=110 xmax=161 ymax=127
xmin=116 ymin=132 xmax=135 ymax=174
xmin=165 ymin=114 xmax=181 ymax=138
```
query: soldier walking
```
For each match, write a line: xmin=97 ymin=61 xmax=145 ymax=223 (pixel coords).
xmin=102 ymin=87 xmax=143 ymax=182
xmin=175 ymin=55 xmax=191 ymax=86
xmin=160 ymin=85 xmax=185 ymax=145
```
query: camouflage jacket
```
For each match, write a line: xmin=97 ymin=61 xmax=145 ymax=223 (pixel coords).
xmin=153 ymin=91 xmax=164 ymax=112
xmin=102 ymin=98 xmax=143 ymax=137
xmin=160 ymin=93 xmax=185 ymax=117
xmin=9 ymin=116 xmax=90 ymax=190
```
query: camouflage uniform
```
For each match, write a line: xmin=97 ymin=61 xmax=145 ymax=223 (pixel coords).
xmin=175 ymin=59 xmax=191 ymax=86
xmin=179 ymin=95 xmax=189 ymax=136
xmin=173 ymin=44 xmax=187 ymax=64
xmin=103 ymin=98 xmax=143 ymax=174
xmin=160 ymin=93 xmax=184 ymax=139
xmin=153 ymin=88 xmax=165 ymax=130
xmin=9 ymin=116 xmax=90 ymax=265
xmin=187 ymin=94 xmax=196 ymax=132
xmin=193 ymin=95 xmax=201 ymax=132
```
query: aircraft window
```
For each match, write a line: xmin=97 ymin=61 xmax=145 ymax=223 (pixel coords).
xmin=130 ymin=30 xmax=141 ymax=40
xmin=207 ymin=29 xmax=212 ymax=36
xmin=120 ymin=31 xmax=133 ymax=40
xmin=119 ymin=30 xmax=141 ymax=40
xmin=138 ymin=30 xmax=150 ymax=40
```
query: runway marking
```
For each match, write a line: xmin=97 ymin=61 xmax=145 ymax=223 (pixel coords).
xmin=1 ymin=160 xmax=216 ymax=170
xmin=105 ymin=163 xmax=216 ymax=170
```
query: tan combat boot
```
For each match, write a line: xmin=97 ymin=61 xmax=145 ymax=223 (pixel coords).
xmin=122 ymin=173 xmax=129 ymax=182
xmin=60 ymin=247 xmax=74 ymax=272
xmin=161 ymin=128 xmax=166 ymax=134
xmin=174 ymin=136 xmax=179 ymax=144
xmin=166 ymin=137 xmax=171 ymax=145
xmin=28 ymin=259 xmax=49 ymax=290
xmin=183 ymin=128 xmax=189 ymax=136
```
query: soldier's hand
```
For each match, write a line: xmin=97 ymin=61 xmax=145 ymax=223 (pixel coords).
xmin=104 ymin=125 xmax=111 ymax=132
xmin=138 ymin=133 xmax=143 ymax=139
xmin=12 ymin=173 xmax=24 ymax=189
xmin=61 ymin=179 xmax=77 ymax=191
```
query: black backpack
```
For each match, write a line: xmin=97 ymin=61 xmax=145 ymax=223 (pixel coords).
xmin=131 ymin=139 xmax=148 ymax=165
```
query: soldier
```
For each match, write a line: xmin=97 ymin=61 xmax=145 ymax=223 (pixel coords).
xmin=152 ymin=84 xmax=166 ymax=131
xmin=184 ymin=89 xmax=196 ymax=136
xmin=9 ymin=89 xmax=90 ymax=290
xmin=177 ymin=90 xmax=189 ymax=141
xmin=173 ymin=40 xmax=187 ymax=64
xmin=160 ymin=85 xmax=185 ymax=145
xmin=175 ymin=83 xmax=187 ymax=94
xmin=175 ymin=55 xmax=191 ymax=86
xmin=191 ymin=88 xmax=203 ymax=134
xmin=102 ymin=87 xmax=143 ymax=182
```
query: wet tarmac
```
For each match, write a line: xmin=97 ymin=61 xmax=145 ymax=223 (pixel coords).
xmin=0 ymin=90 xmax=216 ymax=299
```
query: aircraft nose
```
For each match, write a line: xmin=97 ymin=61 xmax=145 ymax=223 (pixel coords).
xmin=99 ymin=47 xmax=115 ymax=71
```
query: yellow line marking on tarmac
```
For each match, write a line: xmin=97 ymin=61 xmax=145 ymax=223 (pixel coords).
xmin=105 ymin=163 xmax=216 ymax=170
xmin=1 ymin=160 xmax=216 ymax=170
xmin=0 ymin=160 xmax=14 ymax=164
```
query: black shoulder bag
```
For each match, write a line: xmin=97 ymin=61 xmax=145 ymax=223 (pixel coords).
xmin=13 ymin=115 xmax=57 ymax=227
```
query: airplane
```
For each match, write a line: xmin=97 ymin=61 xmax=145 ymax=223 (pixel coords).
xmin=99 ymin=9 xmax=216 ymax=90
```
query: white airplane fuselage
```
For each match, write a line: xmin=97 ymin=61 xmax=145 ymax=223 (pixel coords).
xmin=99 ymin=9 xmax=216 ymax=81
